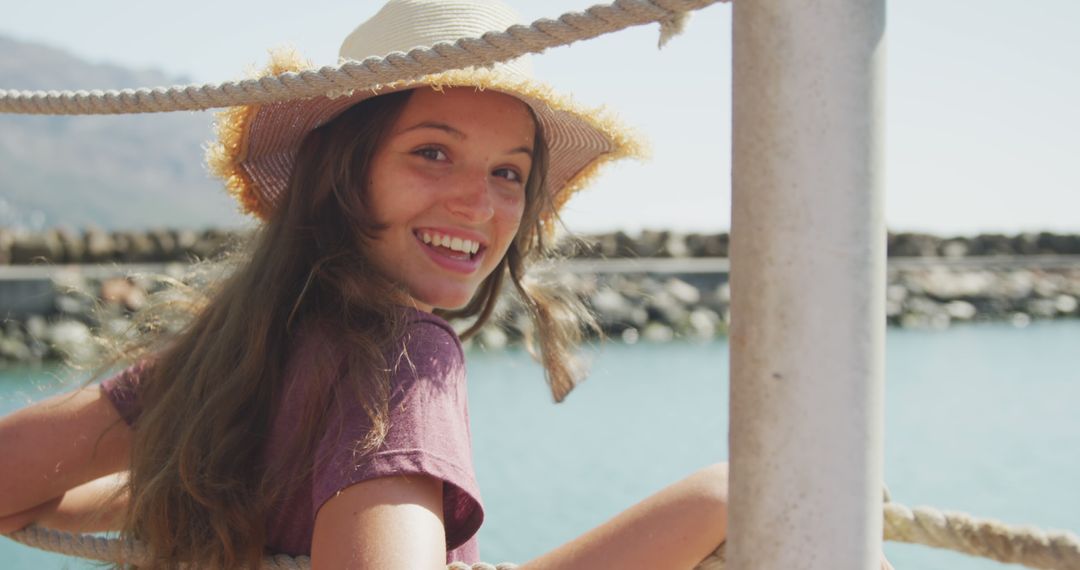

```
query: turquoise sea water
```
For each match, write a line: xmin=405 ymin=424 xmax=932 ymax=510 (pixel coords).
xmin=2 ymin=321 xmax=1078 ymax=569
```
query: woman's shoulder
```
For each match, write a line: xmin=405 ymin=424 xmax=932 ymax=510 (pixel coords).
xmin=291 ymin=307 xmax=464 ymax=381
xmin=396 ymin=306 xmax=464 ymax=362
xmin=299 ymin=306 xmax=460 ymax=349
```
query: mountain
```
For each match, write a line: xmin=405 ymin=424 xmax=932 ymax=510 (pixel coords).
xmin=0 ymin=35 xmax=247 ymax=230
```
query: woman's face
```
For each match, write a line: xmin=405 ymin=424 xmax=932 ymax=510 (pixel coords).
xmin=365 ymin=87 xmax=536 ymax=311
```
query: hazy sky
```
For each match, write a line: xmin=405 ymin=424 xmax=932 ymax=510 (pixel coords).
xmin=2 ymin=0 xmax=1077 ymax=234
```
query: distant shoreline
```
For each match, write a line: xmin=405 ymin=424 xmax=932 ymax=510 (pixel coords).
xmin=1 ymin=229 xmax=1078 ymax=364
xmin=2 ymin=228 xmax=1080 ymax=266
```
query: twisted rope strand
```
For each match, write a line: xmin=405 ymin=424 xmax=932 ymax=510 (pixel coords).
xmin=0 ymin=0 xmax=724 ymax=116
xmin=884 ymin=503 xmax=1080 ymax=570
xmin=7 ymin=503 xmax=1080 ymax=569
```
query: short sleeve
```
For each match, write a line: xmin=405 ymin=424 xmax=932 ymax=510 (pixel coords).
xmin=99 ymin=361 xmax=149 ymax=427
xmin=311 ymin=315 xmax=483 ymax=552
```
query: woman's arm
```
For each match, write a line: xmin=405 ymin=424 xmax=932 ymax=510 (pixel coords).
xmin=311 ymin=474 xmax=446 ymax=570
xmin=311 ymin=463 xmax=726 ymax=570
xmin=522 ymin=462 xmax=729 ymax=570
xmin=520 ymin=463 xmax=892 ymax=570
xmin=0 ymin=385 xmax=132 ymax=518
xmin=0 ymin=472 xmax=129 ymax=534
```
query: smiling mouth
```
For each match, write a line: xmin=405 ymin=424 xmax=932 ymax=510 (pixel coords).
xmin=414 ymin=230 xmax=486 ymax=261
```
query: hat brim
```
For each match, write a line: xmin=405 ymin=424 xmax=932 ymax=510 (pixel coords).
xmin=207 ymin=50 xmax=645 ymax=225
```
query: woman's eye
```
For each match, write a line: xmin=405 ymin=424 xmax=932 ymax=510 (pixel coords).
xmin=415 ymin=147 xmax=447 ymax=161
xmin=494 ymin=167 xmax=523 ymax=183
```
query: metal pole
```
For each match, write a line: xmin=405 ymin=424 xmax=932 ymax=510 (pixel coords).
xmin=728 ymin=0 xmax=886 ymax=568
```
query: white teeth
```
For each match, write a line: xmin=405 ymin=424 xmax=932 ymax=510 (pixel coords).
xmin=419 ymin=231 xmax=482 ymax=256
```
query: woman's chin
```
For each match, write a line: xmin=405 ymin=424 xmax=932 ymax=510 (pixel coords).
xmin=410 ymin=289 xmax=476 ymax=312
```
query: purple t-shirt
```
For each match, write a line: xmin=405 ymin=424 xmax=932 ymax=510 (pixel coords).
xmin=100 ymin=308 xmax=483 ymax=564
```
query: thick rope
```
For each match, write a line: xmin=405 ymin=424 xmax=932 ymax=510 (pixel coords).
xmin=0 ymin=0 xmax=725 ymax=116
xmin=7 ymin=503 xmax=1080 ymax=569
xmin=884 ymin=503 xmax=1080 ymax=570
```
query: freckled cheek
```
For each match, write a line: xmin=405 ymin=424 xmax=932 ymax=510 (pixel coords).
xmin=370 ymin=174 xmax=438 ymax=223
xmin=402 ymin=171 xmax=452 ymax=207
xmin=494 ymin=189 xmax=526 ymax=217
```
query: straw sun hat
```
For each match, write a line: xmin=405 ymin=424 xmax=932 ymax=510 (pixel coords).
xmin=207 ymin=0 xmax=644 ymax=224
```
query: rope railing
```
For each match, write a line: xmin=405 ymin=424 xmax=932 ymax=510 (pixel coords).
xmin=7 ymin=502 xmax=1080 ymax=569
xmin=884 ymin=504 xmax=1080 ymax=570
xmin=0 ymin=0 xmax=726 ymax=116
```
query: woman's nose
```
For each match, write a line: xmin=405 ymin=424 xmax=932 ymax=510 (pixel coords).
xmin=445 ymin=171 xmax=495 ymax=223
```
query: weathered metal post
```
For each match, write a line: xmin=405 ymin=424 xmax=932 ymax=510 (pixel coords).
xmin=728 ymin=0 xmax=886 ymax=568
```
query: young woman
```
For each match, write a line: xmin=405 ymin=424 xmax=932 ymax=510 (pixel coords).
xmin=0 ymin=1 xmax=733 ymax=569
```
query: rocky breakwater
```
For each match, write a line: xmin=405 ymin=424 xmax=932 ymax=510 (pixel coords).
xmin=0 ymin=227 xmax=240 ymax=265
xmin=472 ymin=230 xmax=1080 ymax=348
xmin=886 ymin=265 xmax=1080 ymax=329
xmin=884 ymin=232 xmax=1080 ymax=328
xmin=0 ymin=264 xmax=186 ymax=364
xmin=1 ymin=228 xmax=1080 ymax=363
xmin=0 ymin=226 xmax=239 ymax=365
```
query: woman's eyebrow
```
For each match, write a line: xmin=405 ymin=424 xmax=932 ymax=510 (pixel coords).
xmin=509 ymin=145 xmax=534 ymax=159
xmin=399 ymin=121 xmax=465 ymax=139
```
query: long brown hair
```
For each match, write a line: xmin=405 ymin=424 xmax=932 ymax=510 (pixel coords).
xmin=96 ymin=87 xmax=593 ymax=569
